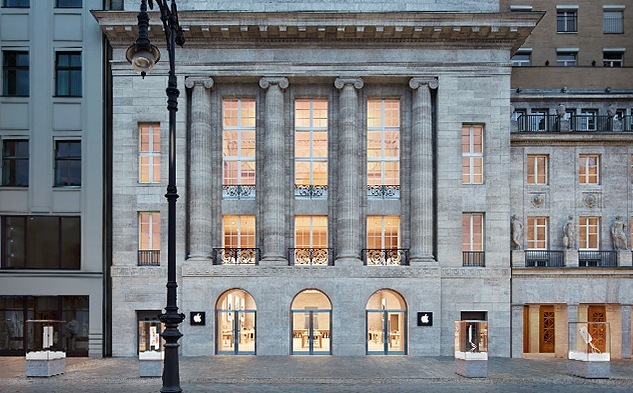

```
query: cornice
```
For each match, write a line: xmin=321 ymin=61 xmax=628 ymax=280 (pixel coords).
xmin=511 ymin=132 xmax=633 ymax=147
xmin=512 ymin=267 xmax=633 ymax=279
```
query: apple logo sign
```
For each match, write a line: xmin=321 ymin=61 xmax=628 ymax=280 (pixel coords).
xmin=417 ymin=312 xmax=433 ymax=326
xmin=190 ymin=311 xmax=206 ymax=326
xmin=193 ymin=313 xmax=202 ymax=323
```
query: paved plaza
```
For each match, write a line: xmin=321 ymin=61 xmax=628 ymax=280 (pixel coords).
xmin=1 ymin=355 xmax=632 ymax=392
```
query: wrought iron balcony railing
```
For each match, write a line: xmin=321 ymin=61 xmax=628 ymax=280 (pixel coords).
xmin=212 ymin=248 xmax=260 ymax=265
xmin=222 ymin=185 xmax=256 ymax=199
xmin=569 ymin=115 xmax=613 ymax=132
xmin=525 ymin=250 xmax=565 ymax=267
xmin=362 ymin=248 xmax=409 ymax=266
xmin=578 ymin=250 xmax=618 ymax=267
xmin=516 ymin=115 xmax=559 ymax=132
xmin=288 ymin=248 xmax=333 ymax=266
xmin=515 ymin=114 xmax=633 ymax=133
xmin=138 ymin=250 xmax=160 ymax=266
xmin=462 ymin=251 xmax=485 ymax=267
xmin=367 ymin=185 xmax=400 ymax=199
xmin=294 ymin=185 xmax=328 ymax=199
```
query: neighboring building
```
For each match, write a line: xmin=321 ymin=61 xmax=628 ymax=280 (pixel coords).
xmin=94 ymin=0 xmax=542 ymax=357
xmin=0 ymin=0 xmax=105 ymax=357
xmin=501 ymin=0 xmax=633 ymax=358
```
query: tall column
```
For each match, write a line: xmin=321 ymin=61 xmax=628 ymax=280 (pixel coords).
xmin=259 ymin=77 xmax=289 ymax=265
xmin=334 ymin=78 xmax=364 ymax=266
xmin=408 ymin=77 xmax=438 ymax=264
xmin=185 ymin=77 xmax=214 ymax=259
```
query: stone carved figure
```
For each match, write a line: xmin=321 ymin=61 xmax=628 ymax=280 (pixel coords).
xmin=607 ymin=104 xmax=617 ymax=118
xmin=611 ymin=216 xmax=628 ymax=250
xmin=562 ymin=215 xmax=574 ymax=249
xmin=556 ymin=103 xmax=566 ymax=118
xmin=511 ymin=215 xmax=523 ymax=250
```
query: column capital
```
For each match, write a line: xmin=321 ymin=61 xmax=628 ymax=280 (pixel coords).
xmin=185 ymin=77 xmax=214 ymax=89
xmin=409 ymin=77 xmax=438 ymax=90
xmin=259 ymin=77 xmax=289 ymax=90
xmin=334 ymin=77 xmax=364 ymax=90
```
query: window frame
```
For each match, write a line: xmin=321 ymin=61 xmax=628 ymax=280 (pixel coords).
xmin=222 ymin=215 xmax=256 ymax=249
xmin=603 ymin=9 xmax=624 ymax=34
xmin=294 ymin=99 xmax=328 ymax=188
xmin=462 ymin=124 xmax=484 ymax=184
xmin=367 ymin=99 xmax=401 ymax=188
xmin=579 ymin=216 xmax=600 ymax=250
xmin=366 ymin=215 xmax=400 ymax=249
xmin=527 ymin=154 xmax=548 ymax=185
xmin=55 ymin=0 xmax=82 ymax=8
xmin=222 ymin=99 xmax=256 ymax=187
xmin=54 ymin=140 xmax=81 ymax=187
xmin=294 ymin=215 xmax=328 ymax=249
xmin=138 ymin=123 xmax=161 ymax=184
xmin=2 ymin=0 xmax=30 ymax=7
xmin=556 ymin=50 xmax=578 ymax=67
xmin=511 ymin=51 xmax=532 ymax=67
xmin=557 ymin=9 xmax=578 ymax=33
xmin=578 ymin=154 xmax=600 ymax=185
xmin=2 ymin=50 xmax=29 ymax=97
xmin=1 ymin=138 xmax=29 ymax=187
xmin=527 ymin=217 xmax=549 ymax=250
xmin=55 ymin=51 xmax=82 ymax=97
xmin=462 ymin=213 xmax=484 ymax=252
xmin=603 ymin=51 xmax=624 ymax=67
xmin=138 ymin=212 xmax=160 ymax=252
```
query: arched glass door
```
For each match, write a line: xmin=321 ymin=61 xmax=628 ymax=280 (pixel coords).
xmin=291 ymin=289 xmax=331 ymax=355
xmin=366 ymin=289 xmax=407 ymax=355
xmin=216 ymin=289 xmax=256 ymax=355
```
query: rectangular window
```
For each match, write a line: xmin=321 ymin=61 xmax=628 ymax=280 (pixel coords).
xmin=527 ymin=155 xmax=548 ymax=185
xmin=56 ymin=0 xmax=82 ymax=7
xmin=557 ymin=10 xmax=577 ymax=33
xmin=3 ymin=0 xmax=29 ymax=7
xmin=511 ymin=52 xmax=531 ymax=66
xmin=54 ymin=140 xmax=81 ymax=186
xmin=295 ymin=216 xmax=328 ymax=248
xmin=2 ymin=51 xmax=29 ymax=96
xmin=579 ymin=154 xmax=600 ymax=185
xmin=1 ymin=216 xmax=80 ymax=269
xmin=55 ymin=52 xmax=81 ymax=97
xmin=603 ymin=10 xmax=623 ymax=33
xmin=138 ymin=212 xmax=160 ymax=266
xmin=527 ymin=217 xmax=548 ymax=250
xmin=367 ymin=216 xmax=399 ymax=249
xmin=557 ymin=51 xmax=578 ymax=67
xmin=603 ymin=51 xmax=624 ymax=67
xmin=138 ymin=124 xmax=160 ymax=183
xmin=295 ymin=99 xmax=328 ymax=191
xmin=462 ymin=124 xmax=484 ymax=184
xmin=462 ymin=213 xmax=484 ymax=252
xmin=579 ymin=216 xmax=600 ymax=249
xmin=222 ymin=215 xmax=255 ymax=249
xmin=1 ymin=139 xmax=28 ymax=187
xmin=223 ymin=99 xmax=256 ymax=186
xmin=367 ymin=99 xmax=400 ymax=196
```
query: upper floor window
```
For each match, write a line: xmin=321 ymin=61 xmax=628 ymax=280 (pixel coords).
xmin=295 ymin=99 xmax=328 ymax=195
xmin=139 ymin=124 xmax=160 ymax=183
xmin=138 ymin=212 xmax=160 ymax=266
xmin=511 ymin=51 xmax=531 ymax=66
xmin=1 ymin=139 xmax=28 ymax=187
xmin=295 ymin=216 xmax=327 ymax=249
xmin=579 ymin=216 xmax=600 ymax=249
xmin=603 ymin=51 xmax=624 ymax=67
xmin=557 ymin=9 xmax=577 ymax=33
xmin=223 ymin=215 xmax=255 ymax=249
xmin=579 ymin=154 xmax=600 ymax=185
xmin=367 ymin=216 xmax=399 ymax=249
xmin=603 ymin=9 xmax=624 ymax=33
xmin=527 ymin=217 xmax=548 ymax=250
xmin=56 ymin=0 xmax=82 ymax=7
xmin=367 ymin=99 xmax=400 ymax=197
xmin=223 ymin=99 xmax=255 ymax=187
xmin=55 ymin=52 xmax=81 ymax=97
xmin=527 ymin=155 xmax=548 ymax=185
xmin=2 ymin=51 xmax=29 ymax=96
xmin=557 ymin=50 xmax=578 ymax=67
xmin=462 ymin=213 xmax=484 ymax=252
xmin=1 ymin=215 xmax=80 ymax=269
xmin=3 ymin=0 xmax=29 ymax=7
xmin=54 ymin=140 xmax=81 ymax=187
xmin=462 ymin=124 xmax=484 ymax=184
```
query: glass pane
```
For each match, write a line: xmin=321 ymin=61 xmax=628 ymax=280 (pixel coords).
xmin=27 ymin=217 xmax=58 ymax=269
xmin=4 ymin=217 xmax=25 ymax=268
xmin=312 ymin=131 xmax=327 ymax=158
xmin=60 ymin=217 xmax=80 ymax=269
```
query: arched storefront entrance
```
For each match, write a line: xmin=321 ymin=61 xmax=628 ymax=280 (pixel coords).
xmin=291 ymin=289 xmax=332 ymax=355
xmin=366 ymin=289 xmax=407 ymax=355
xmin=215 ymin=289 xmax=256 ymax=355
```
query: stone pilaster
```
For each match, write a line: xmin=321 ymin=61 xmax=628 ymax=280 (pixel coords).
xmin=409 ymin=77 xmax=438 ymax=264
xmin=334 ymin=78 xmax=364 ymax=266
xmin=567 ymin=303 xmax=579 ymax=353
xmin=622 ymin=305 xmax=632 ymax=358
xmin=259 ymin=77 xmax=289 ymax=265
xmin=185 ymin=77 xmax=214 ymax=260
xmin=511 ymin=304 xmax=524 ymax=358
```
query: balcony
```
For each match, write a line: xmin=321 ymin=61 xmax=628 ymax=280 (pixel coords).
xmin=288 ymin=248 xmax=333 ymax=266
xmin=462 ymin=251 xmax=485 ymax=267
xmin=212 ymin=248 xmax=260 ymax=265
xmin=516 ymin=115 xmax=559 ymax=132
xmin=294 ymin=185 xmax=328 ymax=199
xmin=367 ymin=185 xmax=400 ymax=199
xmin=362 ymin=248 xmax=409 ymax=266
xmin=515 ymin=115 xmax=633 ymax=133
xmin=578 ymin=250 xmax=618 ymax=267
xmin=525 ymin=250 xmax=565 ymax=267
xmin=222 ymin=185 xmax=256 ymax=199
xmin=138 ymin=250 xmax=160 ymax=266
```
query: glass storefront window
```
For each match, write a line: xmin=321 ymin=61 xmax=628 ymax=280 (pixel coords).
xmin=366 ymin=289 xmax=407 ymax=355
xmin=291 ymin=289 xmax=332 ymax=355
xmin=216 ymin=289 xmax=256 ymax=355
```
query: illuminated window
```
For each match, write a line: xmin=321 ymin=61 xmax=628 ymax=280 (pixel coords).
xmin=295 ymin=216 xmax=328 ymax=248
xmin=462 ymin=124 xmax=484 ymax=184
xmin=579 ymin=154 xmax=600 ymax=184
xmin=527 ymin=155 xmax=548 ymax=185
xmin=367 ymin=99 xmax=400 ymax=193
xmin=222 ymin=215 xmax=255 ymax=249
xmin=295 ymin=99 xmax=328 ymax=189
xmin=223 ymin=99 xmax=256 ymax=186
xmin=367 ymin=216 xmax=399 ymax=249
xmin=527 ymin=217 xmax=548 ymax=250
xmin=138 ymin=212 xmax=160 ymax=266
xmin=462 ymin=213 xmax=484 ymax=252
xmin=579 ymin=216 xmax=600 ymax=249
xmin=138 ymin=124 xmax=160 ymax=183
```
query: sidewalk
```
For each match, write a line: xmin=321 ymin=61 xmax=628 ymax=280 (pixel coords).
xmin=1 ymin=356 xmax=632 ymax=392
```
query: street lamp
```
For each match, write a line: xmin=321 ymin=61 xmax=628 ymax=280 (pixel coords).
xmin=127 ymin=1 xmax=185 ymax=392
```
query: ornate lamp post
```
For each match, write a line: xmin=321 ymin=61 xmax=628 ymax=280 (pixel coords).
xmin=126 ymin=1 xmax=185 ymax=392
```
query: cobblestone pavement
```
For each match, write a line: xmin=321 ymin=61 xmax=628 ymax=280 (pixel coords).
xmin=1 ymin=356 xmax=632 ymax=392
